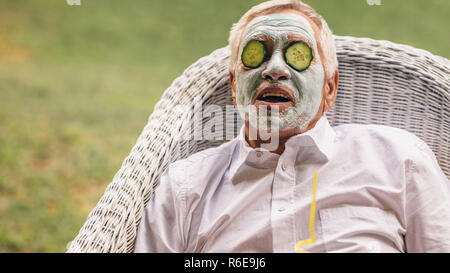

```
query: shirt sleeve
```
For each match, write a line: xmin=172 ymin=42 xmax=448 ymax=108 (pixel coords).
xmin=404 ymin=140 xmax=450 ymax=253
xmin=133 ymin=165 xmax=185 ymax=253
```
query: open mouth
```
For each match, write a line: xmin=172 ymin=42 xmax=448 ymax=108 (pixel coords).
xmin=253 ymin=86 xmax=295 ymax=105
xmin=258 ymin=92 xmax=291 ymax=103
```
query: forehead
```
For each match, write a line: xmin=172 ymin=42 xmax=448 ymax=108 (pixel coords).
xmin=242 ymin=12 xmax=316 ymax=42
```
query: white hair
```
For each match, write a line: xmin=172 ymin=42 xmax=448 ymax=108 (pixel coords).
xmin=228 ymin=0 xmax=338 ymax=79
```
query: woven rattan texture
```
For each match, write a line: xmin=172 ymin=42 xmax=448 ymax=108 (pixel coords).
xmin=68 ymin=36 xmax=449 ymax=253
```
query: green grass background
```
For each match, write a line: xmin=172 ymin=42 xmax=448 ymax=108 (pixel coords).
xmin=0 ymin=0 xmax=448 ymax=252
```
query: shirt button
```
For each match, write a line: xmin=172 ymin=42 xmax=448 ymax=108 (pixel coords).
xmin=256 ymin=151 xmax=263 ymax=158
xmin=278 ymin=207 xmax=286 ymax=212
xmin=281 ymin=163 xmax=286 ymax=171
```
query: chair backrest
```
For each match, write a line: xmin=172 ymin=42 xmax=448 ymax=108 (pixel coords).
xmin=67 ymin=36 xmax=449 ymax=253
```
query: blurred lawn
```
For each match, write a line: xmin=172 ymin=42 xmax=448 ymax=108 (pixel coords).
xmin=0 ymin=0 xmax=448 ymax=252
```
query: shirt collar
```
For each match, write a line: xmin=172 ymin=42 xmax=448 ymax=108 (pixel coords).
xmin=284 ymin=113 xmax=336 ymax=161
xmin=229 ymin=114 xmax=335 ymax=185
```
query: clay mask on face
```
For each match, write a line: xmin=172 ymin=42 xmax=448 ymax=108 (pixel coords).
xmin=234 ymin=13 xmax=325 ymax=132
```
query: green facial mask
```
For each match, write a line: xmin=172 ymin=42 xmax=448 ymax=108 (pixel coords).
xmin=234 ymin=13 xmax=325 ymax=131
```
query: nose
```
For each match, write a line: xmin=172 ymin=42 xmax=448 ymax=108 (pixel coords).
xmin=261 ymin=51 xmax=291 ymax=81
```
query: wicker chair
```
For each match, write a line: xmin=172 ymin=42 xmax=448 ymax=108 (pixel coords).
xmin=67 ymin=35 xmax=450 ymax=253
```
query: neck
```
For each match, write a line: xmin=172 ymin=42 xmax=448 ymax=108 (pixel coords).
xmin=244 ymin=114 xmax=323 ymax=155
xmin=244 ymin=123 xmax=298 ymax=155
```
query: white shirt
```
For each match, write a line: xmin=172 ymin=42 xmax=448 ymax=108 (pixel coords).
xmin=134 ymin=115 xmax=450 ymax=253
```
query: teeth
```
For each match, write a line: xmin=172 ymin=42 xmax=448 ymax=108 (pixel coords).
xmin=261 ymin=92 xmax=289 ymax=99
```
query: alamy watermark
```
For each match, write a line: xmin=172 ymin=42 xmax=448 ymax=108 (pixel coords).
xmin=169 ymin=97 xmax=283 ymax=151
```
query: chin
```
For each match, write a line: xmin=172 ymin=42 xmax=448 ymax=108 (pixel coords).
xmin=248 ymin=111 xmax=311 ymax=133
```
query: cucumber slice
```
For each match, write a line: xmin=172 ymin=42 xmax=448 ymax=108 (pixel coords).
xmin=285 ymin=42 xmax=313 ymax=72
xmin=241 ymin=40 xmax=266 ymax=68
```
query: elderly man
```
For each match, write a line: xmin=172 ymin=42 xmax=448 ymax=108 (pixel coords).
xmin=134 ymin=0 xmax=450 ymax=253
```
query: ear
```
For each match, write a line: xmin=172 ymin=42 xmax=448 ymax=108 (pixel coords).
xmin=229 ymin=70 xmax=237 ymax=106
xmin=323 ymin=69 xmax=339 ymax=112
